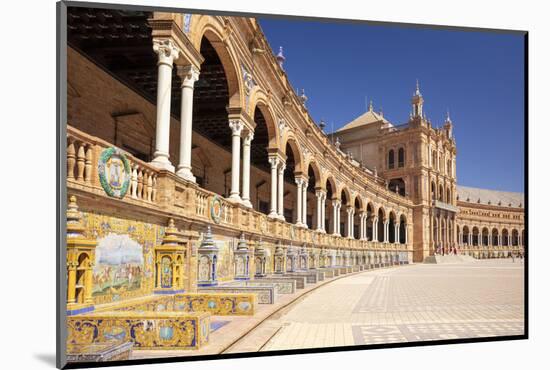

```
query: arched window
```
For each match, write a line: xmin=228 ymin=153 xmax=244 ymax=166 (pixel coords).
xmin=388 ymin=150 xmax=395 ymax=169
xmin=446 ymin=187 xmax=451 ymax=203
xmin=398 ymin=147 xmax=405 ymax=167
xmin=438 ymin=185 xmax=444 ymax=201
xmin=447 ymin=159 xmax=452 ymax=176
xmin=432 ymin=150 xmax=437 ymax=168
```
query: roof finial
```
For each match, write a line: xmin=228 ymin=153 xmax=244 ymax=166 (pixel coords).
xmin=276 ymin=46 xmax=286 ymax=69
xmin=445 ymin=109 xmax=452 ymax=123
xmin=368 ymin=100 xmax=373 ymax=112
xmin=299 ymin=88 xmax=308 ymax=106
xmin=415 ymin=79 xmax=421 ymax=96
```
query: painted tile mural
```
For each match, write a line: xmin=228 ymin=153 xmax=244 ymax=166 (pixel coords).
xmin=81 ymin=212 xmax=165 ymax=304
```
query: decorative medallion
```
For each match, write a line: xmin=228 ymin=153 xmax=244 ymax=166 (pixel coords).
xmin=210 ymin=195 xmax=223 ymax=224
xmin=98 ymin=147 xmax=131 ymax=199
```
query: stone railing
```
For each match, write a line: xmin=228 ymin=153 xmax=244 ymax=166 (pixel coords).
xmin=67 ymin=126 xmax=160 ymax=205
xmin=67 ymin=125 xmax=413 ymax=255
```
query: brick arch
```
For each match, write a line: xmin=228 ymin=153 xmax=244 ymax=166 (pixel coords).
xmin=281 ymin=132 xmax=304 ymax=173
xmin=191 ymin=16 xmax=243 ymax=109
xmin=323 ymin=174 xmax=338 ymax=198
xmin=305 ymin=159 xmax=323 ymax=189
xmin=251 ymin=94 xmax=279 ymax=150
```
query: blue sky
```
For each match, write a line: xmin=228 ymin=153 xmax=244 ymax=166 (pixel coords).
xmin=259 ymin=18 xmax=525 ymax=193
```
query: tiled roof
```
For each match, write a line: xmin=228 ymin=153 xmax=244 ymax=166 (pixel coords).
xmin=456 ymin=185 xmax=524 ymax=208
xmin=336 ymin=110 xmax=391 ymax=132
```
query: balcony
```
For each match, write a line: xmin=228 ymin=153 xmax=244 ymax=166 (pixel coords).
xmin=433 ymin=200 xmax=460 ymax=213
xmin=66 ymin=125 xmax=411 ymax=254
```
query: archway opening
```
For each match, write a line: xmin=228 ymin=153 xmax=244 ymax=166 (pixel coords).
xmin=399 ymin=215 xmax=407 ymax=244
xmin=492 ymin=228 xmax=499 ymax=246
xmin=366 ymin=203 xmax=374 ymax=241
xmin=377 ymin=208 xmax=385 ymax=242
xmin=283 ymin=142 xmax=298 ymax=223
xmin=191 ymin=36 xmax=232 ymax=193
xmin=388 ymin=178 xmax=406 ymax=196
xmin=251 ymin=106 xmax=274 ymax=213
xmin=388 ymin=212 xmax=396 ymax=243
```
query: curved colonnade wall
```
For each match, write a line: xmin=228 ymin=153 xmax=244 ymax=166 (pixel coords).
xmin=65 ymin=10 xmax=415 ymax=309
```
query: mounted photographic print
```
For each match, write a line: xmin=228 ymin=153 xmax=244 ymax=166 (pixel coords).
xmin=57 ymin=1 xmax=527 ymax=368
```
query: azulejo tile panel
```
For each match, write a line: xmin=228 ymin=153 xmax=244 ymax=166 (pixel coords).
xmin=81 ymin=212 xmax=164 ymax=305
xmin=67 ymin=311 xmax=210 ymax=350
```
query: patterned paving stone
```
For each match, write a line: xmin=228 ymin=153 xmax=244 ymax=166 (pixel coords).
xmin=260 ymin=260 xmax=524 ymax=351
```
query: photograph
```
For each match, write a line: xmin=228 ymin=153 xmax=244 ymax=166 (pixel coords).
xmin=58 ymin=1 xmax=526 ymax=367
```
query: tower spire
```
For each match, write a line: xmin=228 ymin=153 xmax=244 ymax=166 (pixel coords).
xmin=411 ymin=80 xmax=424 ymax=118
xmin=445 ymin=109 xmax=452 ymax=123
xmin=415 ymin=79 xmax=421 ymax=96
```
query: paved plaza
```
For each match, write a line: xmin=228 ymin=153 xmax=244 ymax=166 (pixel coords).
xmin=227 ymin=259 xmax=524 ymax=353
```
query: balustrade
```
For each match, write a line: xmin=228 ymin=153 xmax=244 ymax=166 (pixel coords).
xmin=67 ymin=125 xmax=413 ymax=256
xmin=67 ymin=126 xmax=159 ymax=204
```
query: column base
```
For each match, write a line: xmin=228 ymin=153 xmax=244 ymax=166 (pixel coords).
xmin=268 ymin=211 xmax=279 ymax=219
xmin=228 ymin=194 xmax=242 ymax=203
xmin=241 ymin=199 xmax=253 ymax=208
xmin=150 ymin=157 xmax=175 ymax=172
xmin=176 ymin=167 xmax=196 ymax=183
xmin=277 ymin=214 xmax=286 ymax=222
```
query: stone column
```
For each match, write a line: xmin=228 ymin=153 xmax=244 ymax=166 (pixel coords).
xmin=332 ymin=199 xmax=341 ymax=235
xmin=469 ymin=233 xmax=473 ymax=246
xmin=241 ymin=131 xmax=254 ymax=208
xmin=84 ymin=262 xmax=94 ymax=304
xmin=302 ymin=179 xmax=308 ymax=228
xmin=359 ymin=212 xmax=366 ymax=240
xmin=268 ymin=156 xmax=279 ymax=219
xmin=384 ymin=220 xmax=389 ymax=242
xmin=373 ymin=217 xmax=378 ymax=241
xmin=277 ymin=162 xmax=286 ymax=220
xmin=320 ymin=192 xmax=327 ymax=232
xmin=151 ymin=39 xmax=180 ymax=172
xmin=395 ymin=224 xmax=400 ymax=244
xmin=67 ymin=262 xmax=76 ymax=304
xmin=315 ymin=190 xmax=324 ymax=232
xmin=156 ymin=261 xmax=162 ymax=287
xmin=176 ymin=65 xmax=200 ymax=181
xmin=346 ymin=207 xmax=355 ymax=238
xmin=228 ymin=120 xmax=244 ymax=202
xmin=295 ymin=178 xmax=304 ymax=227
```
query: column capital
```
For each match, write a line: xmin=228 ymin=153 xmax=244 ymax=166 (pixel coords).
xmin=269 ymin=155 xmax=280 ymax=169
xmin=278 ymin=162 xmax=286 ymax=174
xmin=315 ymin=189 xmax=326 ymax=198
xmin=346 ymin=206 xmax=355 ymax=215
xmin=295 ymin=177 xmax=305 ymax=187
xmin=243 ymin=130 xmax=254 ymax=145
xmin=229 ymin=119 xmax=244 ymax=136
xmin=153 ymin=38 xmax=181 ymax=66
xmin=176 ymin=65 xmax=200 ymax=88
xmin=332 ymin=199 xmax=341 ymax=207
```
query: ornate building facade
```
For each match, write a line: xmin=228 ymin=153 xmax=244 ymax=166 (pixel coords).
xmin=63 ymin=8 xmax=524 ymax=350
